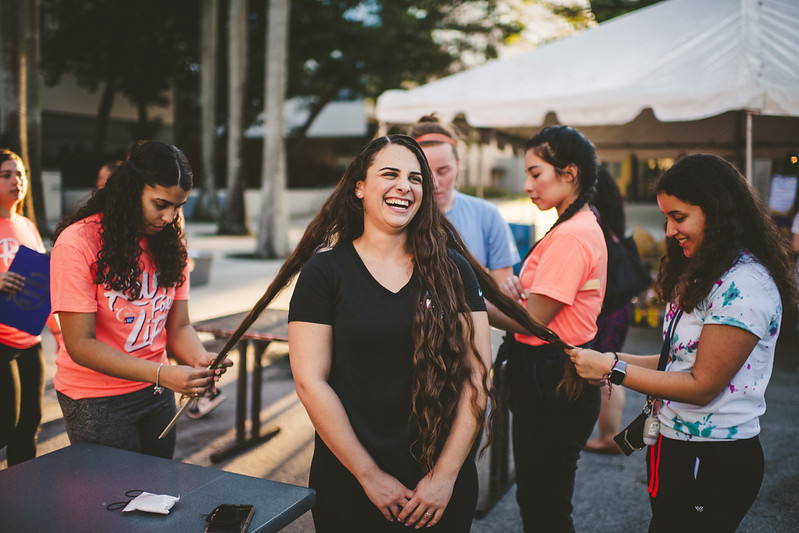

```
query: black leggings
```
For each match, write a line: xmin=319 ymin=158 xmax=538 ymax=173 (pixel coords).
xmin=647 ymin=435 xmax=764 ymax=532
xmin=504 ymin=339 xmax=601 ymax=533
xmin=309 ymin=435 xmax=478 ymax=532
xmin=57 ymin=386 xmax=177 ymax=459
xmin=0 ymin=342 xmax=44 ymax=466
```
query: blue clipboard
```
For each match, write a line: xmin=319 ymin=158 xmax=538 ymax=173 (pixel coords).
xmin=0 ymin=245 xmax=51 ymax=335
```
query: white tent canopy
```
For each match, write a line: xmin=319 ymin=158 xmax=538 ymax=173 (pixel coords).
xmin=376 ymin=0 xmax=799 ymax=129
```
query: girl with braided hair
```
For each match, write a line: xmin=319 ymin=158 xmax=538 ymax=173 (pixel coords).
xmin=488 ymin=125 xmax=606 ymax=532
xmin=50 ymin=141 xmax=230 ymax=458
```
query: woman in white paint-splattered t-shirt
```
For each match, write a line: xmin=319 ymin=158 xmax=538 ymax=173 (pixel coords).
xmin=568 ymin=154 xmax=798 ymax=532
xmin=658 ymin=252 xmax=780 ymax=443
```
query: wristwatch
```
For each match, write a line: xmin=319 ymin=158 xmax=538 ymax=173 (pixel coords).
xmin=609 ymin=360 xmax=627 ymax=385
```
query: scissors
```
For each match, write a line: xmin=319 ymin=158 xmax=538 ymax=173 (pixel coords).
xmin=106 ymin=489 xmax=145 ymax=511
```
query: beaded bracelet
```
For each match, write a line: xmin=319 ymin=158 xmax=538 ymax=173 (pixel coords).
xmin=604 ymin=358 xmax=619 ymax=399
xmin=154 ymin=363 xmax=165 ymax=395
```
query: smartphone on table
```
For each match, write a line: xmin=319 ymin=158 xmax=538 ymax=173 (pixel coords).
xmin=204 ymin=504 xmax=255 ymax=533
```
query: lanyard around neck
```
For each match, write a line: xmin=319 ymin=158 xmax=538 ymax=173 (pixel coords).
xmin=658 ymin=308 xmax=683 ymax=371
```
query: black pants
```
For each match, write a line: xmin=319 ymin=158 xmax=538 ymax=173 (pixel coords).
xmin=0 ymin=342 xmax=44 ymax=466
xmin=505 ymin=339 xmax=601 ymax=533
xmin=647 ymin=435 xmax=764 ymax=532
xmin=309 ymin=435 xmax=478 ymax=532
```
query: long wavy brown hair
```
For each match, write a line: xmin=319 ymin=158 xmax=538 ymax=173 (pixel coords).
xmin=655 ymin=153 xmax=799 ymax=310
xmin=216 ymin=134 xmax=564 ymax=473
xmin=53 ymin=141 xmax=193 ymax=300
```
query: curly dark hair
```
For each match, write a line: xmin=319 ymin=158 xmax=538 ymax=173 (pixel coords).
xmin=53 ymin=141 xmax=193 ymax=300
xmin=654 ymin=153 xmax=798 ymax=311
xmin=210 ymin=134 xmax=563 ymax=473
xmin=523 ymin=126 xmax=600 ymax=400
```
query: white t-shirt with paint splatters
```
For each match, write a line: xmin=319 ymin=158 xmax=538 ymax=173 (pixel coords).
xmin=659 ymin=250 xmax=781 ymax=442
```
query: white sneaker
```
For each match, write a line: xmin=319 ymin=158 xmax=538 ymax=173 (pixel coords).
xmin=187 ymin=389 xmax=227 ymax=419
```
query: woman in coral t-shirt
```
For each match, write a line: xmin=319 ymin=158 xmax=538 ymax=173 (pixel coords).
xmin=0 ymin=149 xmax=63 ymax=466
xmin=488 ymin=126 xmax=607 ymax=532
xmin=50 ymin=141 xmax=230 ymax=458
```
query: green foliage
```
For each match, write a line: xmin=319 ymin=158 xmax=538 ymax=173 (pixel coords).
xmin=291 ymin=0 xmax=520 ymax=95
xmin=247 ymin=0 xmax=523 ymax=137
xmin=40 ymin=0 xmax=198 ymax=124
xmin=41 ymin=0 xmax=522 ymax=147
xmin=588 ymin=0 xmax=663 ymax=23
xmin=543 ymin=1 xmax=595 ymax=30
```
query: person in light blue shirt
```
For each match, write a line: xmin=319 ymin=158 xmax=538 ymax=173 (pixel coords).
xmin=445 ymin=190 xmax=520 ymax=274
xmin=410 ymin=114 xmax=520 ymax=285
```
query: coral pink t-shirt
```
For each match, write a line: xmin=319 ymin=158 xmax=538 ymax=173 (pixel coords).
xmin=51 ymin=214 xmax=189 ymax=399
xmin=0 ymin=214 xmax=47 ymax=349
xmin=515 ymin=210 xmax=607 ymax=347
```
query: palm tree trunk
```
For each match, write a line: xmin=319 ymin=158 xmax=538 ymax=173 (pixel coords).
xmin=217 ymin=0 xmax=248 ymax=235
xmin=136 ymin=101 xmax=149 ymax=140
xmin=0 ymin=0 xmax=21 ymax=152
xmin=94 ymin=75 xmax=116 ymax=156
xmin=21 ymin=0 xmax=45 ymax=231
xmin=2 ymin=0 xmax=43 ymax=230
xmin=193 ymin=0 xmax=220 ymax=221
xmin=256 ymin=0 xmax=290 ymax=257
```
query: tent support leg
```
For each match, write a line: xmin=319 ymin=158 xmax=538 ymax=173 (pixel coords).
xmin=745 ymin=109 xmax=753 ymax=182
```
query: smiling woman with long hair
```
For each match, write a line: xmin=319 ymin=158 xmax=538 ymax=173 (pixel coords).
xmin=223 ymin=134 xmax=561 ymax=531
xmin=288 ymin=135 xmax=490 ymax=531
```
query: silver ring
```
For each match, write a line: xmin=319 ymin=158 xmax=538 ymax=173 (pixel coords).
xmin=195 ymin=387 xmax=199 ymax=397
xmin=425 ymin=511 xmax=432 ymax=517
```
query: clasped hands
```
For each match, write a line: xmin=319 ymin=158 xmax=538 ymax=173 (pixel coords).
xmin=364 ymin=468 xmax=455 ymax=529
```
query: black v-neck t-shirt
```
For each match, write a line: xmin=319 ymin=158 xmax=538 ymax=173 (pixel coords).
xmin=289 ymin=242 xmax=485 ymax=487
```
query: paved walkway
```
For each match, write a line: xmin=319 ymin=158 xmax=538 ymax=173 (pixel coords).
xmin=3 ymin=207 xmax=799 ymax=532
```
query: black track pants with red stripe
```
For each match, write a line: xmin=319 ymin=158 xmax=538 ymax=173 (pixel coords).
xmin=646 ymin=434 xmax=764 ymax=533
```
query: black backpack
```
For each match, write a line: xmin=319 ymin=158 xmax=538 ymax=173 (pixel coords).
xmin=603 ymin=234 xmax=651 ymax=312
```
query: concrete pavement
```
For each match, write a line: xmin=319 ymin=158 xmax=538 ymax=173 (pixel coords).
xmin=3 ymin=209 xmax=799 ymax=532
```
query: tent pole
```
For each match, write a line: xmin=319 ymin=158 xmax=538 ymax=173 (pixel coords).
xmin=745 ymin=110 xmax=753 ymax=182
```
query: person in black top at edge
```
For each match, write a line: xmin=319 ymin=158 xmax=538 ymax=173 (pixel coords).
xmin=233 ymin=134 xmax=566 ymax=532
xmin=584 ymin=167 xmax=638 ymax=454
